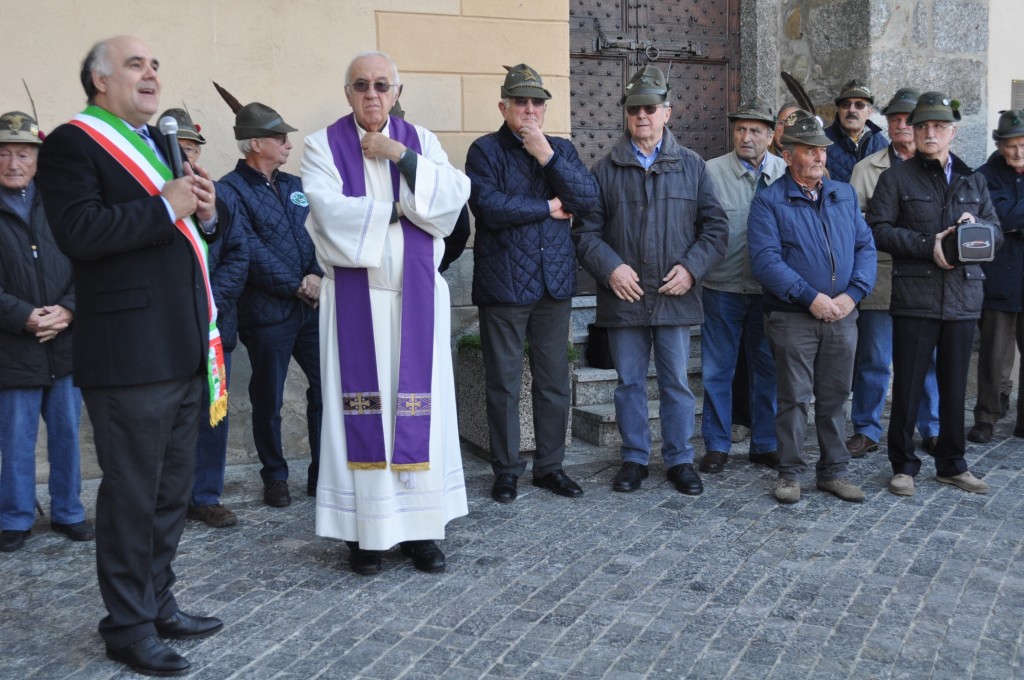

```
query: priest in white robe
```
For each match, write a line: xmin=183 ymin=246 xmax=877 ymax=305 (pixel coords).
xmin=301 ymin=51 xmax=470 ymax=575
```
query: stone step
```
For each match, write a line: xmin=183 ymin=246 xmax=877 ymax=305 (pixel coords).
xmin=572 ymin=355 xmax=704 ymax=407
xmin=572 ymin=399 xmax=707 ymax=448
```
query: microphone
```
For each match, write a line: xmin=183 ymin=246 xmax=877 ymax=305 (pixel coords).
xmin=157 ymin=116 xmax=185 ymax=178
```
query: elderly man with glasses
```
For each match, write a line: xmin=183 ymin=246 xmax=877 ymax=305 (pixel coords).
xmin=301 ymin=51 xmax=470 ymax=576
xmin=218 ymin=99 xmax=324 ymax=510
xmin=465 ymin=64 xmax=598 ymax=505
xmin=869 ymin=92 xmax=1001 ymax=496
xmin=825 ymin=79 xmax=888 ymax=182
xmin=574 ymin=65 xmax=728 ymax=496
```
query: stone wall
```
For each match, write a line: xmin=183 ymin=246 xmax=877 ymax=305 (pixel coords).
xmin=775 ymin=0 xmax=991 ymax=168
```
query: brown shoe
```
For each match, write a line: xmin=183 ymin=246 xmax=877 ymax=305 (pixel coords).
xmin=967 ymin=422 xmax=993 ymax=444
xmin=888 ymin=474 xmax=915 ymax=496
xmin=845 ymin=433 xmax=877 ymax=459
xmin=187 ymin=504 xmax=238 ymax=528
xmin=699 ymin=450 xmax=728 ymax=474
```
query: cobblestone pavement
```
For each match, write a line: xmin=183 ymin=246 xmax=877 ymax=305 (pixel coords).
xmin=2 ymin=419 xmax=1023 ymax=680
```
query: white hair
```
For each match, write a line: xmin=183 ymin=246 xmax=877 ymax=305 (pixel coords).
xmin=345 ymin=51 xmax=401 ymax=86
xmin=237 ymin=139 xmax=254 ymax=155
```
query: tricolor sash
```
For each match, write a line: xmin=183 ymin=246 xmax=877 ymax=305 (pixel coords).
xmin=70 ymin=105 xmax=228 ymax=426
xmin=326 ymin=113 xmax=434 ymax=471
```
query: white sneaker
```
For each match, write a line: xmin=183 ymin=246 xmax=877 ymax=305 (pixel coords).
xmin=888 ymin=473 xmax=915 ymax=496
xmin=936 ymin=470 xmax=989 ymax=494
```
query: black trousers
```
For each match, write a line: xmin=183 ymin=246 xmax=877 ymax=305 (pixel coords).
xmin=84 ymin=374 xmax=202 ymax=649
xmin=888 ymin=317 xmax=974 ymax=478
xmin=479 ymin=295 xmax=571 ymax=478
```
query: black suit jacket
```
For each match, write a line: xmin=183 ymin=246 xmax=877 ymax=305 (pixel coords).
xmin=37 ymin=120 xmax=220 ymax=388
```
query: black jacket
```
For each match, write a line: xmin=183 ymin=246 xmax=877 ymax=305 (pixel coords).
xmin=0 ymin=184 xmax=75 ymax=388
xmin=868 ymin=153 xmax=1001 ymax=321
xmin=37 ymin=122 xmax=220 ymax=388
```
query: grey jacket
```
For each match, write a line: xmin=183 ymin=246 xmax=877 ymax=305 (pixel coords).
xmin=849 ymin=145 xmax=901 ymax=310
xmin=703 ymin=150 xmax=787 ymax=294
xmin=573 ymin=131 xmax=729 ymax=327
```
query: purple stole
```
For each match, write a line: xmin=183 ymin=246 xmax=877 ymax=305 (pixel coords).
xmin=326 ymin=113 xmax=434 ymax=471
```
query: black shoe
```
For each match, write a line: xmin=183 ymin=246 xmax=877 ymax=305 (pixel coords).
xmin=532 ymin=469 xmax=583 ymax=498
xmin=748 ymin=451 xmax=780 ymax=469
xmin=491 ymin=473 xmax=518 ymax=503
xmin=155 ymin=611 xmax=223 ymax=640
xmin=264 ymin=480 xmax=291 ymax=507
xmin=346 ymin=542 xmax=384 ymax=576
xmin=51 ymin=520 xmax=95 ymax=542
xmin=1014 ymin=424 xmax=1024 ymax=438
xmin=699 ymin=450 xmax=728 ymax=474
xmin=920 ymin=437 xmax=938 ymax=455
xmin=0 ymin=529 xmax=29 ymax=552
xmin=967 ymin=422 xmax=993 ymax=444
xmin=666 ymin=463 xmax=704 ymax=496
xmin=612 ymin=461 xmax=648 ymax=492
xmin=106 ymin=635 xmax=190 ymax=676
xmin=1001 ymin=392 xmax=1010 ymax=417
xmin=400 ymin=540 xmax=446 ymax=573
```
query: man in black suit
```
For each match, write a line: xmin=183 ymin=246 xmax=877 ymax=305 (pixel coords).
xmin=37 ymin=35 xmax=224 ymax=676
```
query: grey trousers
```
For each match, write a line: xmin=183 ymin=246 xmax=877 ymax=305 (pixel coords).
xmin=974 ymin=308 xmax=1024 ymax=426
xmin=479 ymin=295 xmax=571 ymax=478
xmin=764 ymin=310 xmax=858 ymax=481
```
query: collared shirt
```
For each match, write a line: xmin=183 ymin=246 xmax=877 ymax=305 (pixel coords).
xmin=943 ymin=153 xmax=954 ymax=184
xmin=631 ymin=138 xmax=663 ymax=170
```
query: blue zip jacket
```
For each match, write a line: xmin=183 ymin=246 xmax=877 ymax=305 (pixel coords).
xmin=977 ymin=150 xmax=1024 ymax=312
xmin=748 ymin=171 xmax=876 ymax=313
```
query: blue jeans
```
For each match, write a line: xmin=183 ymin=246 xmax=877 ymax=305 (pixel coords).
xmin=700 ymin=289 xmax=777 ymax=454
xmin=240 ymin=304 xmax=322 ymax=484
xmin=608 ymin=325 xmax=695 ymax=467
xmin=0 ymin=375 xmax=85 ymax=530
xmin=851 ymin=309 xmax=939 ymax=441
xmin=192 ymin=351 xmax=232 ymax=507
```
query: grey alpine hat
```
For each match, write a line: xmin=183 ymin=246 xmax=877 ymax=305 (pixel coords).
xmin=993 ymin=109 xmax=1024 ymax=140
xmin=905 ymin=91 xmax=961 ymax=125
xmin=834 ymin=78 xmax=874 ymax=105
xmin=233 ymin=102 xmax=297 ymax=140
xmin=501 ymin=64 xmax=552 ymax=100
xmin=780 ymin=109 xmax=833 ymax=147
xmin=727 ymin=96 xmax=775 ymax=125
xmin=621 ymin=65 xmax=671 ymax=107
xmin=159 ymin=108 xmax=205 ymax=144
xmin=881 ymin=87 xmax=921 ymax=116
xmin=0 ymin=111 xmax=42 ymax=145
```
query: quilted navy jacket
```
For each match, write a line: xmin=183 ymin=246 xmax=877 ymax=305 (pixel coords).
xmin=208 ymin=182 xmax=249 ymax=351
xmin=824 ymin=117 xmax=888 ymax=183
xmin=467 ymin=123 xmax=599 ymax=305
xmin=218 ymin=161 xmax=322 ymax=329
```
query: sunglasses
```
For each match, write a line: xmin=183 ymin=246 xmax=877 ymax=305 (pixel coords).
xmin=349 ymin=80 xmax=397 ymax=94
xmin=839 ymin=100 xmax=870 ymax=111
xmin=510 ymin=97 xmax=546 ymax=108
xmin=626 ymin=104 xmax=664 ymax=116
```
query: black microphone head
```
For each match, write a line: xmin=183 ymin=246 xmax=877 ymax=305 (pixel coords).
xmin=158 ymin=115 xmax=179 ymax=136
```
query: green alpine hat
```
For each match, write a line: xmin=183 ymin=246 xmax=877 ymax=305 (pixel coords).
xmin=727 ymin=96 xmax=775 ymax=125
xmin=159 ymin=107 xmax=205 ymax=144
xmin=780 ymin=109 xmax=833 ymax=147
xmin=233 ymin=102 xmax=297 ymax=140
xmin=621 ymin=65 xmax=671 ymax=107
xmin=0 ymin=111 xmax=42 ymax=145
xmin=834 ymin=78 xmax=874 ymax=105
xmin=500 ymin=64 xmax=552 ymax=100
xmin=881 ymin=87 xmax=921 ymax=116
xmin=993 ymin=109 xmax=1024 ymax=141
xmin=905 ymin=91 xmax=961 ymax=125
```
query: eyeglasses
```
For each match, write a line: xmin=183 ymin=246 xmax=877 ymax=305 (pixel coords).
xmin=349 ymin=80 xmax=398 ymax=94
xmin=914 ymin=122 xmax=953 ymax=133
xmin=626 ymin=104 xmax=665 ymax=116
xmin=839 ymin=100 xmax=870 ymax=111
xmin=510 ymin=97 xmax=546 ymax=108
